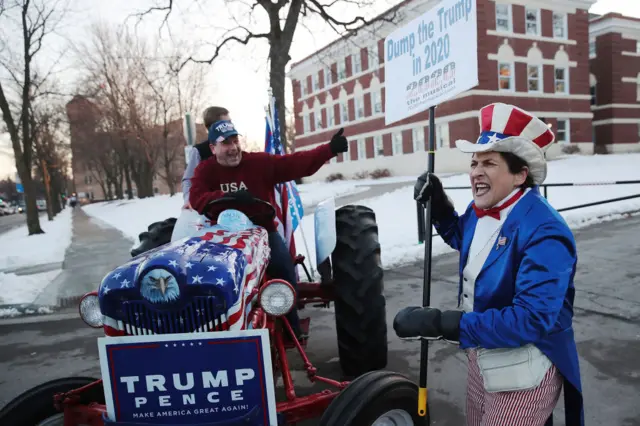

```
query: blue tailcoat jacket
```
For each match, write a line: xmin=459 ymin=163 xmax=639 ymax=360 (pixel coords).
xmin=434 ymin=187 xmax=583 ymax=426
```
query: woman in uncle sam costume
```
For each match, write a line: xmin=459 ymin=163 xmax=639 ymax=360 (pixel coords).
xmin=394 ymin=102 xmax=584 ymax=426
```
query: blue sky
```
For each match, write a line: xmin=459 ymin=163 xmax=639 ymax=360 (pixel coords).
xmin=0 ymin=0 xmax=638 ymax=181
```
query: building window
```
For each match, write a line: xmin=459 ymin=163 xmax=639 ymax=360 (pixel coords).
xmin=637 ymin=41 xmax=640 ymax=54
xmin=556 ymin=119 xmax=569 ymax=143
xmin=328 ymin=105 xmax=335 ymax=127
xmin=357 ymin=139 xmax=366 ymax=160
xmin=528 ymin=65 xmax=541 ymax=92
xmin=301 ymin=80 xmax=307 ymax=96
xmin=313 ymin=74 xmax=319 ymax=92
xmin=303 ymin=114 xmax=310 ymax=133
xmin=353 ymin=53 xmax=361 ymax=74
xmin=555 ymin=67 xmax=568 ymax=93
xmin=374 ymin=135 xmax=384 ymax=157
xmin=498 ymin=63 xmax=513 ymax=91
xmin=525 ymin=8 xmax=539 ymax=35
xmin=392 ymin=132 xmax=403 ymax=155
xmin=355 ymin=96 xmax=364 ymax=119
xmin=589 ymin=40 xmax=596 ymax=56
xmin=412 ymin=127 xmax=424 ymax=152
xmin=437 ymin=123 xmax=450 ymax=148
xmin=325 ymin=66 xmax=332 ymax=87
xmin=338 ymin=60 xmax=347 ymax=80
xmin=496 ymin=4 xmax=511 ymax=32
xmin=315 ymin=110 xmax=322 ymax=130
xmin=553 ymin=13 xmax=566 ymax=39
xmin=590 ymin=84 xmax=596 ymax=106
xmin=371 ymin=90 xmax=382 ymax=113
xmin=341 ymin=102 xmax=349 ymax=123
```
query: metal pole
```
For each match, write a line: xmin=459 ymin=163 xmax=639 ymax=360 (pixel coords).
xmin=418 ymin=105 xmax=436 ymax=417
xmin=417 ymin=202 xmax=425 ymax=244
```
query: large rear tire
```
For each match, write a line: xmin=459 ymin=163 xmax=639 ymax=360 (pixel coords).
xmin=318 ymin=370 xmax=430 ymax=425
xmin=130 ymin=217 xmax=177 ymax=257
xmin=0 ymin=377 xmax=104 ymax=426
xmin=331 ymin=205 xmax=387 ymax=377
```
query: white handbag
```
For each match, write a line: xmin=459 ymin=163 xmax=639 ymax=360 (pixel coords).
xmin=475 ymin=344 xmax=552 ymax=393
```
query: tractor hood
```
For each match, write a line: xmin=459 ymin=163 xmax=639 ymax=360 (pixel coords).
xmin=98 ymin=227 xmax=271 ymax=335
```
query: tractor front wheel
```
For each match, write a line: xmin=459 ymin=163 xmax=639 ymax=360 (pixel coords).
xmin=331 ymin=205 xmax=387 ymax=377
xmin=0 ymin=377 xmax=104 ymax=426
xmin=318 ymin=370 xmax=430 ymax=425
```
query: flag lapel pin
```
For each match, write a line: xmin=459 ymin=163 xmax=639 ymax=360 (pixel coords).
xmin=496 ymin=236 xmax=507 ymax=250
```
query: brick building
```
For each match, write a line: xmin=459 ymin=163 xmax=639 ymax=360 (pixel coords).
xmin=288 ymin=0 xmax=618 ymax=182
xmin=589 ymin=12 xmax=640 ymax=151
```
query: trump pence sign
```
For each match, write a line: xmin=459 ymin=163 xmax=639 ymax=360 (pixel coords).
xmin=384 ymin=0 xmax=478 ymax=125
xmin=98 ymin=329 xmax=277 ymax=425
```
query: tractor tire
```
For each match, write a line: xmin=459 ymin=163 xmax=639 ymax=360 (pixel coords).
xmin=0 ymin=377 xmax=104 ymax=426
xmin=130 ymin=217 xmax=177 ymax=257
xmin=331 ymin=205 xmax=387 ymax=378
xmin=318 ymin=370 xmax=430 ymax=425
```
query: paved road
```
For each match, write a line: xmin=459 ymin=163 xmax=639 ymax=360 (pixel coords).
xmin=0 ymin=213 xmax=27 ymax=234
xmin=1 ymin=213 xmax=639 ymax=424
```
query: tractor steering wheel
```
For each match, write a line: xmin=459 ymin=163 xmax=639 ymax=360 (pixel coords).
xmin=204 ymin=194 xmax=276 ymax=225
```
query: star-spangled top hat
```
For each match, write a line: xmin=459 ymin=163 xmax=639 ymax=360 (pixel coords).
xmin=455 ymin=103 xmax=555 ymax=185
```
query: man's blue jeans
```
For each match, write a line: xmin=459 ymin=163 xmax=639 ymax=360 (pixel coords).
xmin=266 ymin=232 xmax=301 ymax=335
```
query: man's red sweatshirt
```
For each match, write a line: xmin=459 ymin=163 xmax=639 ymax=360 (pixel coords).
xmin=189 ymin=143 xmax=335 ymax=232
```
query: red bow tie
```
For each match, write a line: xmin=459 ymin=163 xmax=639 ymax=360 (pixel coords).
xmin=473 ymin=188 xmax=525 ymax=220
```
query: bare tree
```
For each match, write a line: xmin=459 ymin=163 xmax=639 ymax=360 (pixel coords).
xmin=0 ymin=0 xmax=70 ymax=234
xmin=133 ymin=0 xmax=399 ymax=153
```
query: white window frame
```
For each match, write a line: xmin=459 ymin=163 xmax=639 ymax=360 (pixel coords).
xmin=374 ymin=135 xmax=384 ymax=157
xmin=342 ymin=150 xmax=350 ymax=162
xmin=303 ymin=114 xmax=310 ymax=133
xmin=637 ymin=41 xmax=640 ymax=54
xmin=495 ymin=4 xmax=512 ymax=33
xmin=498 ymin=62 xmax=514 ymax=92
xmin=353 ymin=53 xmax=362 ymax=74
xmin=589 ymin=39 xmax=596 ymax=57
xmin=552 ymin=12 xmax=567 ymax=40
xmin=328 ymin=104 xmax=335 ymax=127
xmin=369 ymin=45 xmax=378 ymax=67
xmin=525 ymin=8 xmax=540 ymax=36
xmin=312 ymin=73 xmax=319 ymax=92
xmin=338 ymin=60 xmax=347 ymax=80
xmin=315 ymin=109 xmax=322 ymax=130
xmin=527 ymin=64 xmax=542 ymax=93
xmin=554 ymin=66 xmax=568 ymax=94
xmin=357 ymin=139 xmax=366 ymax=160
xmin=556 ymin=119 xmax=570 ymax=143
xmin=436 ymin=123 xmax=450 ymax=149
xmin=371 ymin=90 xmax=382 ymax=114
xmin=341 ymin=102 xmax=349 ymax=123
xmin=412 ymin=127 xmax=424 ymax=152
xmin=392 ymin=132 xmax=403 ymax=155
xmin=356 ymin=96 xmax=364 ymax=119
xmin=324 ymin=66 xmax=332 ymax=87
xmin=301 ymin=79 xmax=307 ymax=96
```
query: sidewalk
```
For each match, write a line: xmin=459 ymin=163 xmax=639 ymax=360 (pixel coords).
xmin=31 ymin=208 xmax=133 ymax=310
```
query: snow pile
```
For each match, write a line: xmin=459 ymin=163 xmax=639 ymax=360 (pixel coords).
xmin=0 ymin=269 xmax=62 ymax=308
xmin=0 ymin=207 xmax=73 ymax=271
xmin=294 ymin=153 xmax=640 ymax=269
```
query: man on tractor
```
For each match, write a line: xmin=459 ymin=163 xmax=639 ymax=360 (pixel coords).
xmin=181 ymin=106 xmax=231 ymax=209
xmin=189 ymin=119 xmax=349 ymax=342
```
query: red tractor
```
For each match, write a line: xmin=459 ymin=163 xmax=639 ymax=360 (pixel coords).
xmin=0 ymin=195 xmax=429 ymax=425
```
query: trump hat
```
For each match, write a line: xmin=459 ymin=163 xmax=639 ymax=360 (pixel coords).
xmin=209 ymin=119 xmax=240 ymax=144
xmin=455 ymin=103 xmax=555 ymax=185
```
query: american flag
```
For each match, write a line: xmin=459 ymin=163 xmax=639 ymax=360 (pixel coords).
xmin=264 ymin=96 xmax=304 ymax=261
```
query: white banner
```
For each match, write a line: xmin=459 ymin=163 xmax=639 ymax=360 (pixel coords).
xmin=384 ymin=0 xmax=478 ymax=125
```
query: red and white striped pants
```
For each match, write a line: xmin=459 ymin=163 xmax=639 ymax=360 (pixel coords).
xmin=465 ymin=348 xmax=563 ymax=426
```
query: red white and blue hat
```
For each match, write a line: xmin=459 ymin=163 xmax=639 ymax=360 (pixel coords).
xmin=455 ymin=103 xmax=555 ymax=185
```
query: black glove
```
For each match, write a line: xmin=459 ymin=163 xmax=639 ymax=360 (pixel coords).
xmin=329 ymin=128 xmax=348 ymax=154
xmin=228 ymin=189 xmax=254 ymax=203
xmin=393 ymin=306 xmax=463 ymax=342
xmin=414 ymin=172 xmax=455 ymax=221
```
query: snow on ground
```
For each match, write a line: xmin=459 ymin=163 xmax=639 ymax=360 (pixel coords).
xmin=0 ymin=207 xmax=73 ymax=271
xmin=0 ymin=270 xmax=62 ymax=310
xmin=80 ymin=154 xmax=640 ymax=273
xmin=294 ymin=153 xmax=640 ymax=271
